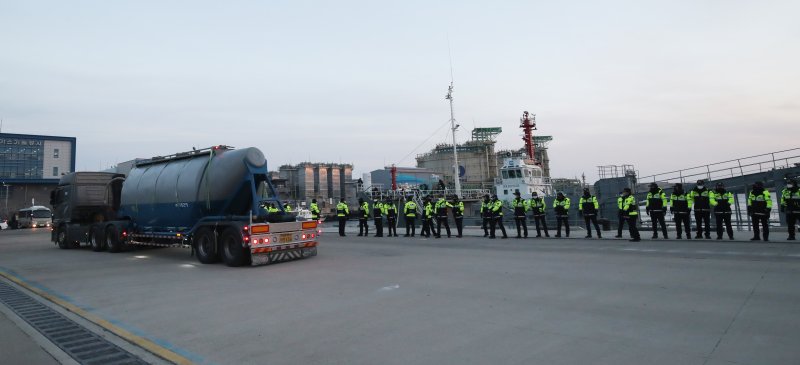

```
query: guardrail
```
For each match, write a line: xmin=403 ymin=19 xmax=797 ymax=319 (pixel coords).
xmin=638 ymin=148 xmax=800 ymax=184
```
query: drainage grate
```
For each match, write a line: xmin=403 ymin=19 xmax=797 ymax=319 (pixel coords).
xmin=0 ymin=281 xmax=147 ymax=365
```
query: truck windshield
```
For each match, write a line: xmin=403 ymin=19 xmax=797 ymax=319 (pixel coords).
xmin=32 ymin=210 xmax=51 ymax=218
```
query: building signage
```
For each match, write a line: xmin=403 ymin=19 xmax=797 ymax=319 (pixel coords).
xmin=0 ymin=138 xmax=43 ymax=146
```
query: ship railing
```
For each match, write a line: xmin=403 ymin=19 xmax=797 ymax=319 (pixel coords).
xmin=637 ymin=147 xmax=800 ymax=184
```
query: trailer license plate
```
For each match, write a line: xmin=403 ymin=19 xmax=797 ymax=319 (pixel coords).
xmin=280 ymin=234 xmax=293 ymax=243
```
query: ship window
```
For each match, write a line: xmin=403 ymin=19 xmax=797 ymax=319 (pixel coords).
xmin=502 ymin=170 xmax=509 ymax=179
xmin=515 ymin=169 xmax=521 ymax=177
xmin=504 ymin=190 xmax=508 ymax=195
xmin=525 ymin=170 xmax=531 ymax=177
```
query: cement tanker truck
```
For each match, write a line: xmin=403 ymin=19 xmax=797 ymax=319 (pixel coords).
xmin=49 ymin=145 xmax=318 ymax=267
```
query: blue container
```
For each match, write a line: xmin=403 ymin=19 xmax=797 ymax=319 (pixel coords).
xmin=118 ymin=147 xmax=268 ymax=232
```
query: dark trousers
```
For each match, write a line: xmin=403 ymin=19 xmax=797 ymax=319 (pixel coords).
xmin=628 ymin=215 xmax=640 ymax=239
xmin=514 ymin=216 xmax=528 ymax=237
xmin=490 ymin=216 xmax=507 ymax=238
xmin=405 ymin=217 xmax=416 ymax=236
xmin=454 ymin=216 xmax=463 ymax=237
xmin=358 ymin=218 xmax=369 ymax=236
xmin=787 ymin=213 xmax=797 ymax=239
xmin=436 ymin=216 xmax=451 ymax=237
xmin=695 ymin=210 xmax=711 ymax=238
xmin=422 ymin=217 xmax=433 ymax=237
xmin=555 ymin=215 xmax=569 ymax=237
xmin=374 ymin=218 xmax=383 ymax=237
xmin=482 ymin=217 xmax=491 ymax=236
xmin=338 ymin=217 xmax=347 ymax=236
xmin=584 ymin=214 xmax=601 ymax=237
xmin=533 ymin=214 xmax=549 ymax=237
xmin=650 ymin=211 xmax=667 ymax=238
xmin=714 ymin=213 xmax=733 ymax=239
xmin=752 ymin=213 xmax=769 ymax=240
xmin=674 ymin=213 xmax=691 ymax=238
xmin=617 ymin=212 xmax=626 ymax=236
xmin=387 ymin=216 xmax=397 ymax=236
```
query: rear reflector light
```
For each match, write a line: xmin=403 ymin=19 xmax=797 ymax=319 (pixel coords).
xmin=311 ymin=233 xmax=316 ymax=238
xmin=301 ymin=234 xmax=307 ymax=240
xmin=264 ymin=237 xmax=270 ymax=244
xmin=252 ymin=238 xmax=259 ymax=244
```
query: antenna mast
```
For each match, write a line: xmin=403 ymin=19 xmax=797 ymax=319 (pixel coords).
xmin=446 ymin=85 xmax=461 ymax=198
xmin=446 ymin=41 xmax=461 ymax=197
xmin=520 ymin=111 xmax=537 ymax=164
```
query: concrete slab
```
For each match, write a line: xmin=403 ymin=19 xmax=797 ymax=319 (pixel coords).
xmin=1 ymin=228 xmax=798 ymax=365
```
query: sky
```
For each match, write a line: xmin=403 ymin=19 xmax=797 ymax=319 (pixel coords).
xmin=1 ymin=0 xmax=798 ymax=182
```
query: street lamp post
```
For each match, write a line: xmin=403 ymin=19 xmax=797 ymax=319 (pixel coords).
xmin=1 ymin=183 xmax=9 ymax=219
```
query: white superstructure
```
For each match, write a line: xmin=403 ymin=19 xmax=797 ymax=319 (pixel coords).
xmin=495 ymin=156 xmax=553 ymax=201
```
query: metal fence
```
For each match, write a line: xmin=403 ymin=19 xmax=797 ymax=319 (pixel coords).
xmin=637 ymin=148 xmax=800 ymax=184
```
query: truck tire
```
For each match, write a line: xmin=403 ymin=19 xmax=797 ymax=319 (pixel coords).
xmin=221 ymin=228 xmax=249 ymax=267
xmin=194 ymin=228 xmax=219 ymax=264
xmin=106 ymin=226 xmax=125 ymax=253
xmin=56 ymin=225 xmax=70 ymax=249
xmin=89 ymin=228 xmax=106 ymax=252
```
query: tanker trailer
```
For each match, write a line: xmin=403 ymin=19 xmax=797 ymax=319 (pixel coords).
xmin=50 ymin=145 xmax=319 ymax=266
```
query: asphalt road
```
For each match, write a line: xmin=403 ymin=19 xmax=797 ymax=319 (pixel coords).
xmin=1 ymin=228 xmax=799 ymax=365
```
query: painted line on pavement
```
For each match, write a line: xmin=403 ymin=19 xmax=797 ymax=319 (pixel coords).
xmin=0 ymin=268 xmax=197 ymax=365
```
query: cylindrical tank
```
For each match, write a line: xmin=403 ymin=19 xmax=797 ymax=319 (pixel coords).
xmin=119 ymin=147 xmax=267 ymax=230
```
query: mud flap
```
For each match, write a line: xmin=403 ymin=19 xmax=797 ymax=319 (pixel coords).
xmin=250 ymin=247 xmax=316 ymax=266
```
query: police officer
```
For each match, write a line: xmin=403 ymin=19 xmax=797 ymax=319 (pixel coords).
xmin=553 ymin=191 xmax=571 ymax=238
xmin=710 ymin=182 xmax=734 ymax=240
xmin=669 ymin=183 xmax=692 ymax=239
xmin=403 ymin=197 xmax=418 ymax=237
xmin=267 ymin=203 xmax=280 ymax=214
xmin=451 ymin=195 xmax=464 ymax=238
xmin=622 ymin=188 xmax=640 ymax=242
xmin=511 ymin=190 xmax=529 ymax=238
xmin=489 ymin=194 xmax=508 ymax=239
xmin=310 ymin=199 xmax=320 ymax=221
xmin=579 ymin=188 xmax=602 ymax=238
xmin=646 ymin=183 xmax=668 ymax=239
xmin=615 ymin=192 xmax=627 ymax=238
xmin=435 ymin=195 xmax=452 ymax=238
xmin=781 ymin=179 xmax=799 ymax=241
xmin=690 ymin=179 xmax=712 ymax=239
xmin=385 ymin=198 xmax=398 ymax=237
xmin=284 ymin=203 xmax=292 ymax=212
xmin=357 ymin=198 xmax=369 ymax=237
xmin=336 ymin=198 xmax=349 ymax=237
xmin=529 ymin=192 xmax=549 ymax=237
xmin=748 ymin=181 xmax=772 ymax=241
xmin=421 ymin=196 xmax=434 ymax=238
xmin=372 ymin=199 xmax=384 ymax=237
xmin=481 ymin=195 xmax=491 ymax=237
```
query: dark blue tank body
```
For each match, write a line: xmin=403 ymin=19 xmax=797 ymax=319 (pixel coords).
xmin=118 ymin=147 xmax=268 ymax=232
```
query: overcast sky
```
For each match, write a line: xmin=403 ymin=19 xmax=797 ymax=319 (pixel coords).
xmin=1 ymin=0 xmax=798 ymax=181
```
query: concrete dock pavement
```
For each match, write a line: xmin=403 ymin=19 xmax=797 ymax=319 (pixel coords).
xmin=0 ymin=308 xmax=63 ymax=365
xmin=1 ymin=227 xmax=799 ymax=365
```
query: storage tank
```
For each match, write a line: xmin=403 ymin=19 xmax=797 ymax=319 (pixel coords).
xmin=118 ymin=147 xmax=267 ymax=231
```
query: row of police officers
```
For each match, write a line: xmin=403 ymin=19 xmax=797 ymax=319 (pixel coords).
xmin=325 ymin=178 xmax=799 ymax=241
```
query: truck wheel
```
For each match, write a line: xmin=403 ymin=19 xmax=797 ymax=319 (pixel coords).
xmin=194 ymin=228 xmax=219 ymax=264
xmin=106 ymin=226 xmax=126 ymax=253
xmin=90 ymin=229 xmax=106 ymax=252
xmin=221 ymin=228 xmax=249 ymax=267
xmin=56 ymin=226 xmax=70 ymax=249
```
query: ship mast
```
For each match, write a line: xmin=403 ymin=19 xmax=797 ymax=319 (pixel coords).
xmin=446 ymin=82 xmax=461 ymax=197
xmin=520 ymin=111 xmax=537 ymax=164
